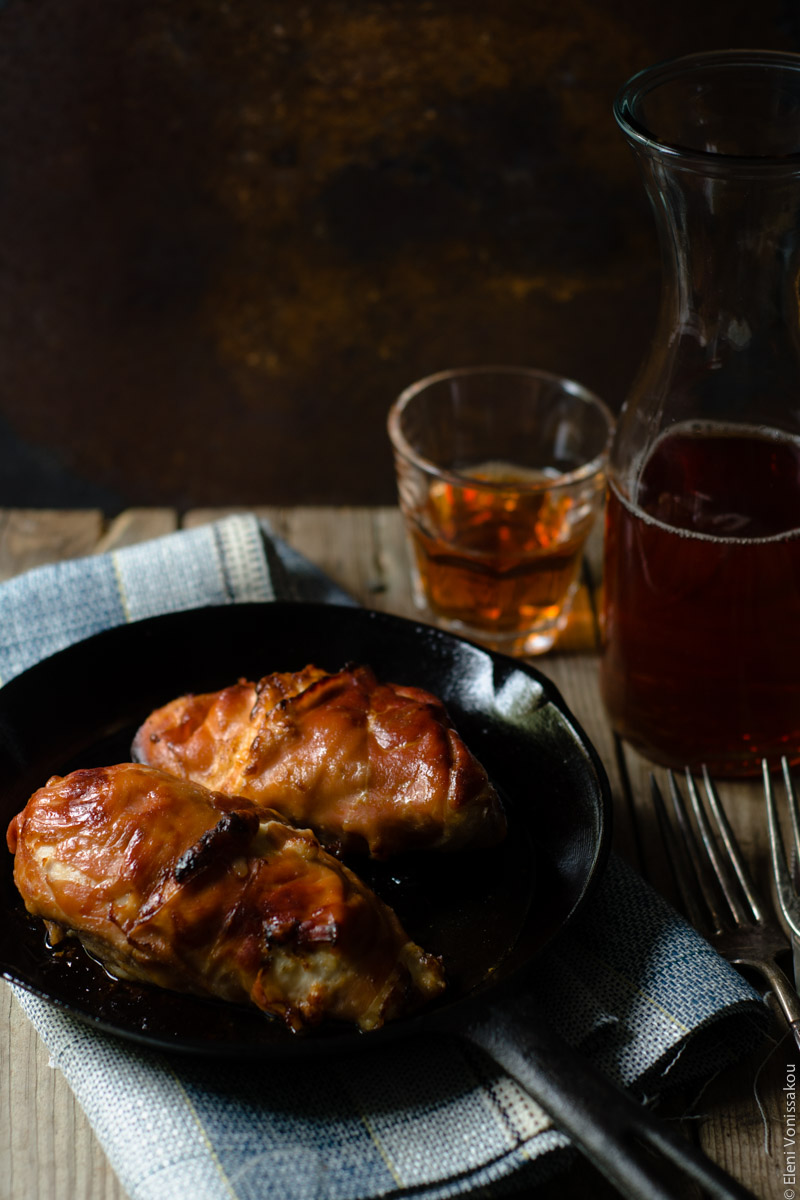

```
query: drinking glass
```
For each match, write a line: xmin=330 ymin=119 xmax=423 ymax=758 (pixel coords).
xmin=388 ymin=366 xmax=613 ymax=655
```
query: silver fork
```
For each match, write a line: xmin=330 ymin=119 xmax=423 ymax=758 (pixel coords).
xmin=650 ymin=766 xmax=800 ymax=1054
xmin=763 ymin=756 xmax=800 ymax=988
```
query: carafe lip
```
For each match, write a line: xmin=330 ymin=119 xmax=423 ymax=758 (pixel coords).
xmin=615 ymin=48 xmax=800 ymax=172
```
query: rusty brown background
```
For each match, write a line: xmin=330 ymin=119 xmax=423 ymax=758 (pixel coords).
xmin=0 ymin=0 xmax=796 ymax=509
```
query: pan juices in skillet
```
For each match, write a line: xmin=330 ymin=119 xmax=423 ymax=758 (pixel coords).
xmin=7 ymin=763 xmax=446 ymax=1032
xmin=131 ymin=663 xmax=507 ymax=858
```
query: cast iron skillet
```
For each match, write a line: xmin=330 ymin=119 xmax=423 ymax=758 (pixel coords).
xmin=0 ymin=603 xmax=750 ymax=1199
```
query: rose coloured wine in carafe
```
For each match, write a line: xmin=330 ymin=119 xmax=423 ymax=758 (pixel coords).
xmin=602 ymin=425 xmax=800 ymax=773
xmin=602 ymin=51 xmax=800 ymax=775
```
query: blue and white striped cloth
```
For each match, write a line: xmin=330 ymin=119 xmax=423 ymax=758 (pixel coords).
xmin=2 ymin=513 xmax=769 ymax=1200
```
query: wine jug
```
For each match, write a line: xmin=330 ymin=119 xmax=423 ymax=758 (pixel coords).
xmin=600 ymin=50 xmax=800 ymax=776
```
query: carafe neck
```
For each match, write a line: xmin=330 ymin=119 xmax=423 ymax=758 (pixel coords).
xmin=611 ymin=50 xmax=800 ymax=494
xmin=636 ymin=148 xmax=800 ymax=358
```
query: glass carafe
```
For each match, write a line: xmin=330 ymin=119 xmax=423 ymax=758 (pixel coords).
xmin=600 ymin=50 xmax=800 ymax=777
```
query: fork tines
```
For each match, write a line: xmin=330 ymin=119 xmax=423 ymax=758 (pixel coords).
xmin=651 ymin=767 xmax=766 ymax=935
xmin=763 ymin=756 xmax=800 ymax=960
xmin=651 ymin=764 xmax=800 ymax=1054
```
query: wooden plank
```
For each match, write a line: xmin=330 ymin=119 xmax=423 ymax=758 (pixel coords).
xmin=3 ymin=989 xmax=124 ymax=1200
xmin=93 ymin=508 xmax=178 ymax=553
xmin=694 ymin=1035 xmax=791 ymax=1200
xmin=0 ymin=510 xmax=103 ymax=582
xmin=181 ymin=506 xmax=250 ymax=528
xmin=365 ymin=507 xmax=421 ymax=621
xmin=184 ymin=506 xmax=417 ymax=613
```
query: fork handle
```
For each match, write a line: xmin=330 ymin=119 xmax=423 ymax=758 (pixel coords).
xmin=759 ymin=959 xmax=800 ymax=1054
xmin=463 ymin=999 xmax=756 ymax=1200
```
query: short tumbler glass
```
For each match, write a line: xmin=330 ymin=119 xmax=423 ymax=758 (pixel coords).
xmin=388 ymin=366 xmax=614 ymax=655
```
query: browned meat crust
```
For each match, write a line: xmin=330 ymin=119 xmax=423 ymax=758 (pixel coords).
xmin=8 ymin=763 xmax=445 ymax=1031
xmin=133 ymin=664 xmax=506 ymax=858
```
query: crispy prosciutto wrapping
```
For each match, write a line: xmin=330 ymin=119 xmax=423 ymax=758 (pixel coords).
xmin=132 ymin=664 xmax=506 ymax=858
xmin=7 ymin=763 xmax=445 ymax=1031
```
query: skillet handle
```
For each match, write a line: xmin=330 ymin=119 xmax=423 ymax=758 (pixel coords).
xmin=462 ymin=1001 xmax=755 ymax=1200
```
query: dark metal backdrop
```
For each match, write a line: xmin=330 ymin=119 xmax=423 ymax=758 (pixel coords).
xmin=0 ymin=0 xmax=794 ymax=509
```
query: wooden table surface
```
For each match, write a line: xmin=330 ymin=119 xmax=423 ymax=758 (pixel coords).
xmin=0 ymin=506 xmax=794 ymax=1200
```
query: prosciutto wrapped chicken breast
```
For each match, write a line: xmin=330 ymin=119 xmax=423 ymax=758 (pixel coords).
xmin=132 ymin=664 xmax=506 ymax=858
xmin=7 ymin=763 xmax=445 ymax=1031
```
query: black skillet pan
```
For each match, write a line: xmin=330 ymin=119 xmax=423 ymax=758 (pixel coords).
xmin=0 ymin=603 xmax=752 ymax=1200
